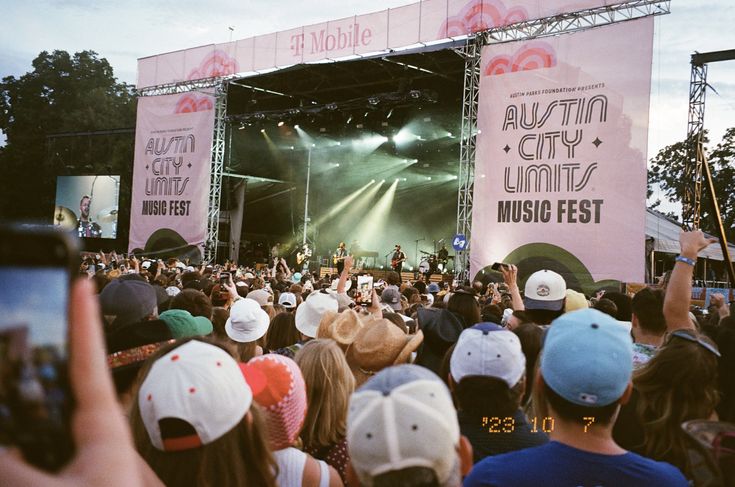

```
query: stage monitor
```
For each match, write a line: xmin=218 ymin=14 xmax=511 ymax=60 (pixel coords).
xmin=54 ymin=175 xmax=120 ymax=239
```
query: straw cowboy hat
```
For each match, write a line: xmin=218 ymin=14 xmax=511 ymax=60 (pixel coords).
xmin=317 ymin=308 xmax=364 ymax=351
xmin=346 ymin=318 xmax=424 ymax=386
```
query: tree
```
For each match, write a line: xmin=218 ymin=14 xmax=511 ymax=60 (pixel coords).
xmin=648 ymin=127 xmax=735 ymax=242
xmin=0 ymin=50 xmax=136 ymax=221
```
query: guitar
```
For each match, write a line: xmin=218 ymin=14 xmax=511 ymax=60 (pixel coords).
xmin=391 ymin=256 xmax=406 ymax=269
xmin=333 ymin=254 xmax=346 ymax=265
xmin=297 ymin=253 xmax=305 ymax=265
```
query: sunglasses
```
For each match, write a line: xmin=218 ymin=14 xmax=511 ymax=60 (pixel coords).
xmin=667 ymin=330 xmax=721 ymax=358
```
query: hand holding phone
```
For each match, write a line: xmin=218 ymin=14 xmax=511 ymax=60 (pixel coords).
xmin=355 ymin=275 xmax=374 ymax=306
xmin=0 ymin=280 xmax=154 ymax=485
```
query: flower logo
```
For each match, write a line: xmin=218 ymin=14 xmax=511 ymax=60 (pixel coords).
xmin=187 ymin=49 xmax=239 ymax=81
xmin=174 ymin=93 xmax=214 ymax=114
xmin=483 ymin=41 xmax=557 ymax=76
xmin=440 ymin=0 xmax=528 ymax=37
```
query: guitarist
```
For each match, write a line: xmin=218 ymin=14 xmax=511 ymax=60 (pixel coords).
xmin=296 ymin=243 xmax=312 ymax=272
xmin=391 ymin=244 xmax=407 ymax=274
xmin=333 ymin=242 xmax=348 ymax=275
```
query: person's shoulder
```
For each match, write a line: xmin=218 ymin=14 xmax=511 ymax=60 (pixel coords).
xmin=464 ymin=443 xmax=553 ymax=486
xmin=620 ymin=451 xmax=689 ymax=485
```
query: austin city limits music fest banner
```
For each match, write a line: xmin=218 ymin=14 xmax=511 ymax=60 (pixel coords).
xmin=128 ymin=92 xmax=215 ymax=261
xmin=470 ymin=17 xmax=653 ymax=291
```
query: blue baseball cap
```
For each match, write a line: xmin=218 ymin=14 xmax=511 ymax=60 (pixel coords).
xmin=541 ymin=308 xmax=632 ymax=406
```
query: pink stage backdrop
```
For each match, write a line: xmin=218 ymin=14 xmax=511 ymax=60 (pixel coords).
xmin=137 ymin=0 xmax=619 ymax=88
xmin=128 ymin=93 xmax=215 ymax=260
xmin=470 ymin=18 xmax=653 ymax=288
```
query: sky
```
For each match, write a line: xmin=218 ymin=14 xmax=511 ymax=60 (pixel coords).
xmin=1 ymin=0 xmax=733 ymax=175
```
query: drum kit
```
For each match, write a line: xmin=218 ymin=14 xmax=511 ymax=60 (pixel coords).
xmin=418 ymin=250 xmax=452 ymax=275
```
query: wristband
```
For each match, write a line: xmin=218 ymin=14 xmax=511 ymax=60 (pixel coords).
xmin=675 ymin=255 xmax=696 ymax=267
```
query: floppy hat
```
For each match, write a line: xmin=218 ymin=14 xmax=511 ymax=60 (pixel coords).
xmin=346 ymin=318 xmax=423 ymax=386
xmin=317 ymin=308 xmax=364 ymax=351
xmin=295 ymin=291 xmax=339 ymax=338
xmin=138 ymin=340 xmax=252 ymax=451
xmin=225 ymin=298 xmax=270 ymax=343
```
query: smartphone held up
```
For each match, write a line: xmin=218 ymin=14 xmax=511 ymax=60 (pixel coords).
xmin=0 ymin=226 xmax=78 ymax=471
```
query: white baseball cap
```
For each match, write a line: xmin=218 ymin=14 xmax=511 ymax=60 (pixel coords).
xmin=523 ymin=269 xmax=566 ymax=311
xmin=295 ymin=291 xmax=339 ymax=338
xmin=278 ymin=292 xmax=297 ymax=309
xmin=450 ymin=323 xmax=525 ymax=387
xmin=138 ymin=340 xmax=252 ymax=451
xmin=348 ymin=364 xmax=460 ymax=485
xmin=225 ymin=298 xmax=270 ymax=343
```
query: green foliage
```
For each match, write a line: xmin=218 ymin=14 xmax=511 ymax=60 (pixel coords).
xmin=0 ymin=50 xmax=136 ymax=221
xmin=648 ymin=128 xmax=735 ymax=241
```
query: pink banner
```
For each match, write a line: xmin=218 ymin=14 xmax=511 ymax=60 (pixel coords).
xmin=137 ymin=0 xmax=614 ymax=88
xmin=470 ymin=17 xmax=653 ymax=290
xmin=128 ymin=93 xmax=215 ymax=261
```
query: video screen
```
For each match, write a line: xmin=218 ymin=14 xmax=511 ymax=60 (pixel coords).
xmin=54 ymin=175 xmax=120 ymax=239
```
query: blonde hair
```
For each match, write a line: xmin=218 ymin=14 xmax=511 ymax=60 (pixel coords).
xmin=294 ymin=339 xmax=355 ymax=449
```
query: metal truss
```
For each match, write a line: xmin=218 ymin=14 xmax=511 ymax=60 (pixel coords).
xmin=683 ymin=61 xmax=707 ymax=230
xmin=453 ymin=0 xmax=669 ymax=283
xmin=455 ymin=38 xmax=481 ymax=284
xmin=479 ymin=0 xmax=670 ymax=44
xmin=204 ymin=82 xmax=228 ymax=263
xmin=137 ymin=76 xmax=237 ymax=97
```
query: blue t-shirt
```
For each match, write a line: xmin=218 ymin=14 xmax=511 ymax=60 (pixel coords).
xmin=464 ymin=441 xmax=687 ymax=487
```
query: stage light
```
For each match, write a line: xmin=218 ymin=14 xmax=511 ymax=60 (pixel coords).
xmin=392 ymin=128 xmax=419 ymax=146
xmin=452 ymin=175 xmax=458 ymax=180
xmin=278 ymin=121 xmax=285 ymax=127
xmin=370 ymin=179 xmax=375 ymax=183
xmin=290 ymin=146 xmax=295 ymax=150
xmin=354 ymin=179 xmax=398 ymax=250
xmin=260 ymin=129 xmax=266 ymax=133
xmin=387 ymin=108 xmax=394 ymax=118
xmin=426 ymin=176 xmax=432 ymax=180
xmin=238 ymin=123 xmax=245 ymax=130
xmin=356 ymin=123 xmax=364 ymax=129
xmin=334 ymin=163 xmax=340 ymax=167
xmin=480 ymin=174 xmax=486 ymax=178
xmin=336 ymin=141 xmax=341 ymax=146
xmin=311 ymin=143 xmax=316 ymax=147
xmin=346 ymin=115 xmax=353 ymax=124
xmin=447 ymin=132 xmax=453 ymax=137
xmin=294 ymin=124 xmax=300 ymax=129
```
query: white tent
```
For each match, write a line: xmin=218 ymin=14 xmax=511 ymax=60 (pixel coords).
xmin=646 ymin=208 xmax=735 ymax=261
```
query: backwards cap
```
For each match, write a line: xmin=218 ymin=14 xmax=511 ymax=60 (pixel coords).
xmin=541 ymin=308 xmax=633 ymax=406
xmin=138 ymin=340 xmax=252 ymax=451
xmin=348 ymin=364 xmax=460 ymax=486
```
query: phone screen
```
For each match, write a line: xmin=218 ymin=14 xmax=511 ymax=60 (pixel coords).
xmin=0 ymin=227 xmax=75 ymax=470
xmin=355 ymin=275 xmax=374 ymax=306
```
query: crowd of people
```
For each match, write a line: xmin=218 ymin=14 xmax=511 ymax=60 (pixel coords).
xmin=1 ymin=230 xmax=734 ymax=486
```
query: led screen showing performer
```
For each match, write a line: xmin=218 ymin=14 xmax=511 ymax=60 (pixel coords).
xmin=54 ymin=175 xmax=120 ymax=239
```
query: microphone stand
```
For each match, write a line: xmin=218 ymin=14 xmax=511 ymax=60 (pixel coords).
xmin=414 ymin=237 xmax=425 ymax=272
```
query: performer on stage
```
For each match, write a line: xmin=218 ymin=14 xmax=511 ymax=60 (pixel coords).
xmin=77 ymin=195 xmax=102 ymax=238
xmin=437 ymin=244 xmax=449 ymax=272
xmin=333 ymin=242 xmax=348 ymax=275
xmin=391 ymin=244 xmax=406 ymax=274
xmin=296 ymin=243 xmax=312 ymax=272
